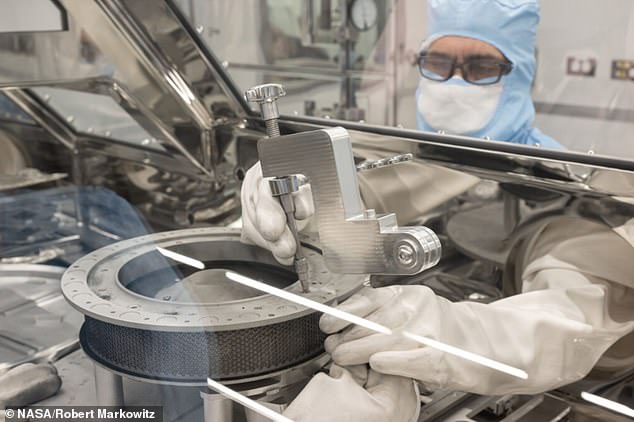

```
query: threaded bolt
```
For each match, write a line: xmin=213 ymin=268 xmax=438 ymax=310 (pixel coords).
xmin=265 ymin=119 xmax=281 ymax=138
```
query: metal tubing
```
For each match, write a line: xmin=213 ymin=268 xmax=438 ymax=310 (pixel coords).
xmin=265 ymin=119 xmax=281 ymax=138
xmin=94 ymin=365 xmax=124 ymax=406
xmin=201 ymin=390 xmax=234 ymax=422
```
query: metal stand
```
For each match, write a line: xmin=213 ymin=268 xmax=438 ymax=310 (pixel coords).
xmin=201 ymin=390 xmax=234 ymax=422
xmin=201 ymin=389 xmax=290 ymax=422
xmin=94 ymin=364 xmax=124 ymax=406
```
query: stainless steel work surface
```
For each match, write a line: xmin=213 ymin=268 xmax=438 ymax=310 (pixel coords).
xmin=0 ymin=264 xmax=82 ymax=371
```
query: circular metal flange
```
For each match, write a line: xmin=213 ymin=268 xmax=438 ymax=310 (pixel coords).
xmin=62 ymin=228 xmax=365 ymax=331
xmin=62 ymin=228 xmax=367 ymax=382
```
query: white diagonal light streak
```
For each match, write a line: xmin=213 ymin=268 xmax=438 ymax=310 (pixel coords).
xmin=401 ymin=332 xmax=527 ymax=379
xmin=581 ymin=392 xmax=634 ymax=418
xmin=207 ymin=378 xmax=294 ymax=422
xmin=224 ymin=271 xmax=391 ymax=335
xmin=156 ymin=247 xmax=205 ymax=269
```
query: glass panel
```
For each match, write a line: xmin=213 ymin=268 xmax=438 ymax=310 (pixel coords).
xmin=31 ymin=87 xmax=164 ymax=150
xmin=0 ymin=0 xmax=67 ymax=33
xmin=177 ymin=0 xmax=634 ymax=158
xmin=177 ymin=0 xmax=394 ymax=122
xmin=0 ymin=2 xmax=632 ymax=422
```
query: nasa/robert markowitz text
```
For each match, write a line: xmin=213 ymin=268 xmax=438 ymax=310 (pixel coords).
xmin=6 ymin=406 xmax=162 ymax=422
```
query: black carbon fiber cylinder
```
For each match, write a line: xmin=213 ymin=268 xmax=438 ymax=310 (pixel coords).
xmin=80 ymin=313 xmax=326 ymax=383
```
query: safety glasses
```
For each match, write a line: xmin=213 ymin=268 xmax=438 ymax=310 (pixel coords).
xmin=418 ymin=52 xmax=513 ymax=86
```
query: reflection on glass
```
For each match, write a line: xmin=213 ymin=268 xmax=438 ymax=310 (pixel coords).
xmin=175 ymin=0 xmax=391 ymax=123
xmin=175 ymin=0 xmax=634 ymax=157
xmin=0 ymin=0 xmax=67 ymax=33
xmin=31 ymin=87 xmax=164 ymax=150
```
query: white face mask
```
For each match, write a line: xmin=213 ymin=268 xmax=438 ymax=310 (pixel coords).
xmin=417 ymin=77 xmax=503 ymax=135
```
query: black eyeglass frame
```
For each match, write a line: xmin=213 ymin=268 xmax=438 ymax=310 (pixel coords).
xmin=417 ymin=52 xmax=514 ymax=86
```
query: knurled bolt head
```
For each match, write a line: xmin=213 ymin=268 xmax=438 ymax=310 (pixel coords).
xmin=244 ymin=84 xmax=286 ymax=104
xmin=269 ymin=176 xmax=300 ymax=196
xmin=245 ymin=84 xmax=287 ymax=124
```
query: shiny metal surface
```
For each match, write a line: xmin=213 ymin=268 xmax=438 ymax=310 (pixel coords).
xmin=91 ymin=0 xmax=218 ymax=174
xmin=6 ymin=76 xmax=214 ymax=179
xmin=279 ymin=115 xmax=634 ymax=199
xmin=0 ymin=0 xmax=250 ymax=182
xmin=3 ymin=89 xmax=78 ymax=152
xmin=356 ymin=153 xmax=413 ymax=171
xmin=259 ymin=126 xmax=442 ymax=274
xmin=418 ymin=392 xmax=574 ymax=422
xmin=268 ymin=177 xmax=300 ymax=197
xmin=0 ymin=264 xmax=82 ymax=372
xmin=272 ymin=180 xmax=311 ymax=293
xmin=249 ymin=83 xmax=312 ymax=292
xmin=244 ymin=83 xmax=287 ymax=124
xmin=94 ymin=364 xmax=124 ymax=406
xmin=0 ymin=0 xmax=249 ymax=225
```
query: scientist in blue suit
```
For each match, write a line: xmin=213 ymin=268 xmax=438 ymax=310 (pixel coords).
xmin=415 ymin=0 xmax=564 ymax=149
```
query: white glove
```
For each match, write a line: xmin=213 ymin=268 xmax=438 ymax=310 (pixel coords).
xmin=283 ymin=365 xmax=419 ymax=422
xmin=240 ymin=162 xmax=314 ymax=265
xmin=320 ymin=283 xmax=634 ymax=396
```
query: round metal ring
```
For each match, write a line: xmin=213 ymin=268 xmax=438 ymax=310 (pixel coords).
xmin=62 ymin=228 xmax=366 ymax=382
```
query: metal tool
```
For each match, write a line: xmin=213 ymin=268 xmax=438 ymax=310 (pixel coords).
xmin=245 ymin=84 xmax=311 ymax=292
xmin=268 ymin=176 xmax=311 ymax=292
xmin=244 ymin=83 xmax=286 ymax=137
xmin=245 ymin=83 xmax=440 ymax=276
xmin=259 ymin=127 xmax=441 ymax=275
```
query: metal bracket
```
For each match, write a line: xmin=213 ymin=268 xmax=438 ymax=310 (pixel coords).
xmin=258 ymin=127 xmax=441 ymax=275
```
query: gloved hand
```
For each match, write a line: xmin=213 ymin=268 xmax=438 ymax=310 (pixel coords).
xmin=240 ymin=162 xmax=314 ymax=265
xmin=320 ymin=283 xmax=634 ymax=396
xmin=283 ymin=364 xmax=419 ymax=422
xmin=0 ymin=363 xmax=62 ymax=409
